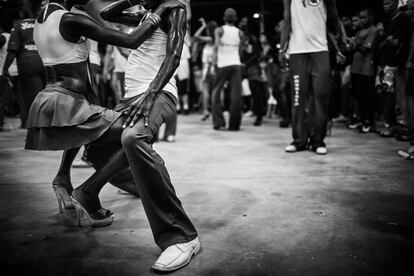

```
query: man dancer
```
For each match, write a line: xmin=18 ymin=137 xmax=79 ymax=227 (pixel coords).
xmin=280 ymin=0 xmax=346 ymax=155
xmin=100 ymin=0 xmax=199 ymax=272
xmin=211 ymin=8 xmax=243 ymax=131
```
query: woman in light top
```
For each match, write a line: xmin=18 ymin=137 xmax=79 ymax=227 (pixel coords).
xmin=193 ymin=18 xmax=218 ymax=121
xmin=26 ymin=0 xmax=183 ymax=227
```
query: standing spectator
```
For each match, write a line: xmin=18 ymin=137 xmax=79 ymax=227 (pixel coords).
xmin=239 ymin=17 xmax=266 ymax=126
xmin=176 ymin=36 xmax=191 ymax=115
xmin=350 ymin=8 xmax=378 ymax=133
xmin=281 ymin=0 xmax=346 ymax=155
xmin=2 ymin=0 xmax=46 ymax=125
xmin=272 ymin=20 xmax=291 ymax=128
xmin=193 ymin=18 xmax=218 ymax=121
xmin=377 ymin=0 xmax=412 ymax=137
xmin=403 ymin=0 xmax=414 ymax=153
xmin=351 ymin=14 xmax=362 ymax=35
xmin=0 ymin=27 xmax=9 ymax=131
xmin=212 ymin=8 xmax=243 ymax=131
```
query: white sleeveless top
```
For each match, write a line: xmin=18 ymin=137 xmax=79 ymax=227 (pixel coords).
xmin=288 ymin=0 xmax=328 ymax=54
xmin=217 ymin=25 xmax=241 ymax=68
xmin=34 ymin=9 xmax=90 ymax=66
xmin=125 ymin=13 xmax=177 ymax=99
xmin=71 ymin=7 xmax=101 ymax=66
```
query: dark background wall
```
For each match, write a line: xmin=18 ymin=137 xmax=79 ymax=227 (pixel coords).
xmin=190 ymin=0 xmax=384 ymax=35
xmin=0 ymin=0 xmax=386 ymax=33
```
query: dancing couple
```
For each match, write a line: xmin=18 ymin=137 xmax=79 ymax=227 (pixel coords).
xmin=26 ymin=0 xmax=199 ymax=272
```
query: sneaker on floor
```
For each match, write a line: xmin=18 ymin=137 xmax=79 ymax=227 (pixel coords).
xmin=359 ymin=125 xmax=371 ymax=134
xmin=72 ymin=157 xmax=93 ymax=168
xmin=285 ymin=144 xmax=298 ymax=153
xmin=348 ymin=121 xmax=362 ymax=129
xmin=165 ymin=135 xmax=175 ymax=143
xmin=315 ymin=146 xmax=328 ymax=155
xmin=332 ymin=114 xmax=348 ymax=123
xmin=152 ymin=237 xmax=200 ymax=272
xmin=243 ymin=110 xmax=254 ymax=117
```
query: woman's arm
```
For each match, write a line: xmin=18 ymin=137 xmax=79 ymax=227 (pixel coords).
xmin=193 ymin=18 xmax=212 ymax=43
xmin=60 ymin=12 xmax=158 ymax=49
xmin=100 ymin=0 xmax=144 ymax=26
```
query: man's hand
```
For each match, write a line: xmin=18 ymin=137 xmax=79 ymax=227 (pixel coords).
xmin=336 ymin=51 xmax=346 ymax=65
xmin=278 ymin=51 xmax=289 ymax=69
xmin=122 ymin=89 xmax=161 ymax=128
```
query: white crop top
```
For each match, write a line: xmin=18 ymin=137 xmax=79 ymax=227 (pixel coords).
xmin=34 ymin=8 xmax=90 ymax=66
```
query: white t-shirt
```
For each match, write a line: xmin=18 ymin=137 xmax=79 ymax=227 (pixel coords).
xmin=288 ymin=0 xmax=328 ymax=54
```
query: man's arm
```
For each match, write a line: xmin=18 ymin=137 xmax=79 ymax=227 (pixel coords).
xmin=100 ymin=0 xmax=144 ymax=26
xmin=280 ymin=0 xmax=292 ymax=53
xmin=212 ymin=27 xmax=223 ymax=67
xmin=122 ymin=7 xmax=187 ymax=128
xmin=325 ymin=0 xmax=347 ymax=45
xmin=2 ymin=23 xmax=20 ymax=76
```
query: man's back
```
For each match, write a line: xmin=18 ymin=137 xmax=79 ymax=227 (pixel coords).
xmin=217 ymin=25 xmax=241 ymax=68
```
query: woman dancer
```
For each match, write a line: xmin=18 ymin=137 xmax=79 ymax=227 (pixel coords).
xmin=26 ymin=0 xmax=183 ymax=227
xmin=194 ymin=18 xmax=218 ymax=121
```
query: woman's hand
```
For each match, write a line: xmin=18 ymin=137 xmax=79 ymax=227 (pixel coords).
xmin=122 ymin=89 xmax=160 ymax=128
xmin=199 ymin=17 xmax=206 ymax=27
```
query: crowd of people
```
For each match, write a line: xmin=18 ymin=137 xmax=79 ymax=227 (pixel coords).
xmin=3 ymin=0 xmax=414 ymax=159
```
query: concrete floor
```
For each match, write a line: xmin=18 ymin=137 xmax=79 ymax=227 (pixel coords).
xmin=0 ymin=115 xmax=413 ymax=276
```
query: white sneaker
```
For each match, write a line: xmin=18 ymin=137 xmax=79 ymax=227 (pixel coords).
xmin=152 ymin=237 xmax=200 ymax=272
xmin=316 ymin=147 xmax=328 ymax=155
xmin=166 ymin=135 xmax=175 ymax=143
xmin=285 ymin=144 xmax=297 ymax=153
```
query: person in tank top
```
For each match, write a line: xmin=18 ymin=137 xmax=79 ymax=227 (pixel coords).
xmin=22 ymin=0 xmax=181 ymax=232
xmin=99 ymin=0 xmax=200 ymax=272
xmin=211 ymin=8 xmax=244 ymax=131
xmin=280 ymin=0 xmax=346 ymax=155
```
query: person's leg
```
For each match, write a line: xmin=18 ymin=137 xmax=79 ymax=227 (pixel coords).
xmin=11 ymin=77 xmax=26 ymax=127
xmin=211 ymin=67 xmax=229 ymax=129
xmin=279 ymin=70 xmax=291 ymax=125
xmin=85 ymin=143 xmax=139 ymax=197
xmin=164 ymin=101 xmax=177 ymax=140
xmin=228 ymin=66 xmax=243 ymax=130
xmin=71 ymin=119 xmax=131 ymax=214
xmin=309 ymin=52 xmax=330 ymax=148
xmin=395 ymin=68 xmax=408 ymax=125
xmin=249 ymin=79 xmax=260 ymax=115
xmin=289 ymin=53 xmax=311 ymax=149
xmin=201 ymin=79 xmax=211 ymax=117
xmin=121 ymin=92 xmax=197 ymax=250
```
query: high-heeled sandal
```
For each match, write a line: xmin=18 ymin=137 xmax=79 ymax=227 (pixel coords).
xmin=52 ymin=185 xmax=75 ymax=213
xmin=71 ymin=190 xmax=114 ymax=228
